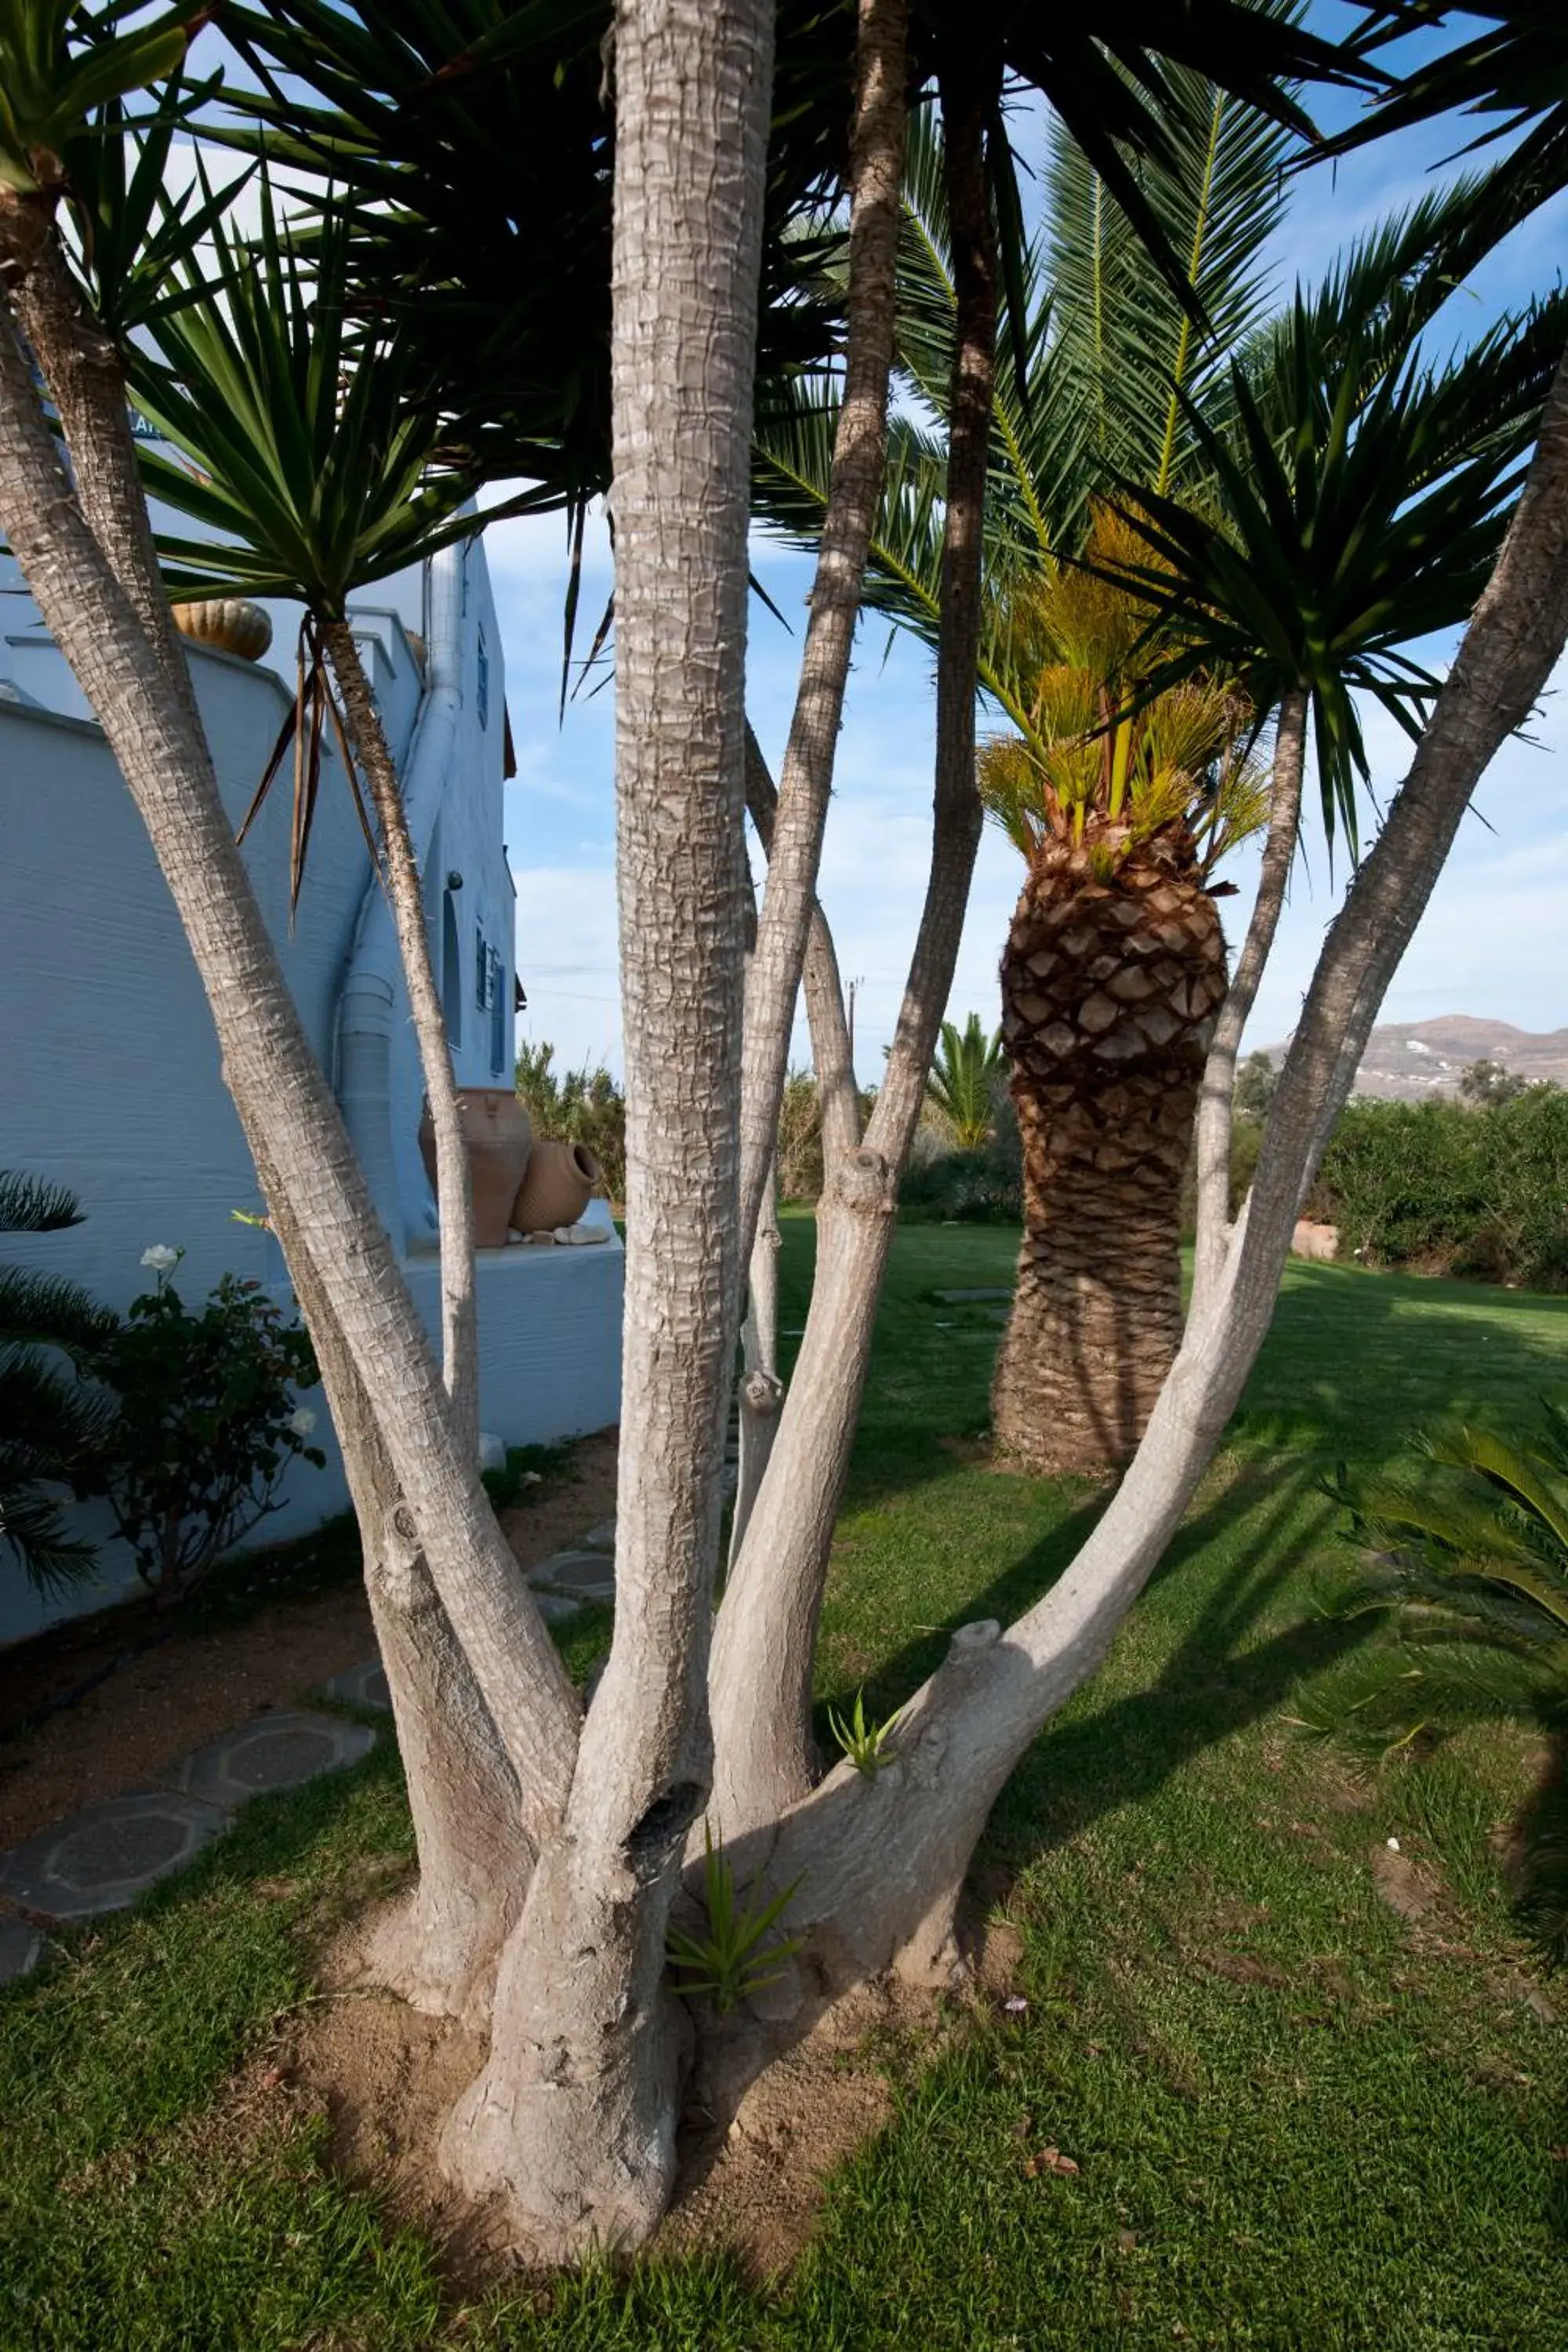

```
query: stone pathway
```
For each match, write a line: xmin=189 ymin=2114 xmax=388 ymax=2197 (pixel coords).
xmin=0 ymin=1468 xmax=776 ymax=1986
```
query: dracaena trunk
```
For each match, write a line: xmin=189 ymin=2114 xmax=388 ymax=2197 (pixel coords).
xmin=709 ymin=64 xmax=993 ymax=1838
xmin=1192 ymin=688 xmax=1307 ymax=1308
xmin=8 ymin=243 xmax=526 ymax=2001
xmin=0 ymin=296 xmax=583 ymax=1854
xmin=708 ymin=344 xmax=1568 ymax=2002
xmin=437 ymin=0 xmax=771 ymax=2256
xmin=321 ymin=619 xmax=480 ymax=1461
xmin=735 ymin=0 xmax=908 ymax=1269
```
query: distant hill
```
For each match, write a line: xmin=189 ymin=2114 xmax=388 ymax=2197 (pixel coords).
xmin=1257 ymin=1016 xmax=1568 ymax=1102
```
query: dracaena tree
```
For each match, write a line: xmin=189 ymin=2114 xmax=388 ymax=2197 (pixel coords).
xmin=10 ymin=0 xmax=1568 ymax=2274
xmin=130 ymin=181 xmax=510 ymax=1465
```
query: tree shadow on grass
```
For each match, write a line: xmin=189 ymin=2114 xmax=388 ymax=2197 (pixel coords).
xmin=817 ymin=1459 xmax=1363 ymax=1882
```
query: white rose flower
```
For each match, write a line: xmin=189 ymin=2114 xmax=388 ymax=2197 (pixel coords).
xmin=140 ymin=1244 xmax=180 ymax=1273
xmin=289 ymin=1408 xmax=318 ymax=1438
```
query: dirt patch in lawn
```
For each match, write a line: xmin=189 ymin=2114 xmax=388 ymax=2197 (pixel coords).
xmin=270 ymin=1897 xmax=1029 ymax=2294
xmin=0 ymin=1430 xmax=619 ymax=1853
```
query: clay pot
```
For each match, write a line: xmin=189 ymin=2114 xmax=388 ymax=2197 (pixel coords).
xmin=171 ymin=597 xmax=274 ymax=661
xmin=419 ymin=1090 xmax=533 ymax=1249
xmin=510 ymin=1139 xmax=602 ymax=1235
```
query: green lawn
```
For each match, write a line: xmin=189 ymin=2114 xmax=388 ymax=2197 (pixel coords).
xmin=3 ymin=1222 xmax=1566 ymax=2350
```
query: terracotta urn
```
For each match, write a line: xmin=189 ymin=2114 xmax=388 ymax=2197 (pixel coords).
xmin=419 ymin=1089 xmax=533 ymax=1249
xmin=171 ymin=597 xmax=274 ymax=662
xmin=510 ymin=1139 xmax=602 ymax=1236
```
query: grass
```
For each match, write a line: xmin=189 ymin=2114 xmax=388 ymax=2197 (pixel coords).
xmin=2 ymin=1220 xmax=1566 ymax=2348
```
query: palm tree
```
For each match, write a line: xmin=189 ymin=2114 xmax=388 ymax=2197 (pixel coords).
xmin=924 ymin=1012 xmax=1005 ymax=1149
xmin=978 ymin=514 xmax=1269 ymax=1465
xmin=0 ymin=1172 xmax=115 ymax=1591
xmin=1310 ymin=1401 xmax=1568 ymax=1965
xmin=760 ymin=93 xmax=1566 ymax=1472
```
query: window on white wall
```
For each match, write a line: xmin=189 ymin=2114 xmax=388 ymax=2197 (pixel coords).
xmin=476 ymin=624 xmax=489 ymax=730
xmin=441 ymin=890 xmax=463 ymax=1046
xmin=489 ymin=950 xmax=507 ymax=1074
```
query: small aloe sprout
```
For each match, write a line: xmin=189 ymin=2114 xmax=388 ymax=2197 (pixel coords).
xmin=665 ymin=1823 xmax=803 ymax=2015
xmin=827 ymin=1686 xmax=902 ymax=1778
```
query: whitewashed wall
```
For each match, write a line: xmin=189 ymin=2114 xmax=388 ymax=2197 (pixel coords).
xmin=0 ymin=544 xmax=622 ymax=1646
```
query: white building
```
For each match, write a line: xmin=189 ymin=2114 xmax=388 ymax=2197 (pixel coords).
xmin=0 ymin=535 xmax=622 ymax=1645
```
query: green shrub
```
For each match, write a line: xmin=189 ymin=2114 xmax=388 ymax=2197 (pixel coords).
xmin=94 ymin=1248 xmax=325 ymax=1605
xmin=515 ymin=1040 xmax=626 ymax=1206
xmin=1314 ymin=1087 xmax=1568 ymax=1288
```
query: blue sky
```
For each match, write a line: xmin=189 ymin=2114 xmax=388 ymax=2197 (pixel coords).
xmin=486 ymin=11 xmax=1568 ymax=1078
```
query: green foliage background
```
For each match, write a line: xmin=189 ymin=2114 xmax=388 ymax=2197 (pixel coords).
xmin=1314 ymin=1089 xmax=1568 ymax=1288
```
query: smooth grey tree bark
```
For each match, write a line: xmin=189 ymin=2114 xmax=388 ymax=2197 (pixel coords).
xmin=0 ymin=303 xmax=583 ymax=1850
xmin=735 ymin=0 xmax=909 ymax=1271
xmin=437 ymin=0 xmax=774 ymax=2254
xmin=1192 ymin=686 xmax=1308 ymax=1302
xmin=321 ymin=618 xmax=481 ymax=1461
xmin=710 ymin=67 xmax=993 ymax=1835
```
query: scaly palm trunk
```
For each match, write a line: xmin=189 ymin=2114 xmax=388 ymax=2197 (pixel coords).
xmin=992 ymin=822 xmax=1227 ymax=1473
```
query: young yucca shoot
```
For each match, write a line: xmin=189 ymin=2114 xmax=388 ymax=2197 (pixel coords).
xmin=665 ymin=1822 xmax=803 ymax=2015
xmin=827 ymin=1687 xmax=902 ymax=1778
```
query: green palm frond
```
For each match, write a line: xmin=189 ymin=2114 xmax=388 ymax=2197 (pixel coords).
xmin=129 ymin=172 xmax=498 ymax=909
xmin=0 ymin=1268 xmax=117 ymax=1362
xmin=1087 ymin=261 xmax=1568 ymax=853
xmin=924 ymin=1015 xmax=1005 ymax=1149
xmin=132 ymin=176 xmax=483 ymax=617
xmin=1323 ymin=5 xmax=1568 ymax=238
xmin=0 ymin=1170 xmax=85 ymax=1234
xmin=0 ymin=0 xmax=198 ymax=202
xmin=1317 ymin=1405 xmax=1568 ymax=1734
xmin=975 ymin=509 xmax=1264 ymax=869
xmin=1042 ymin=21 xmax=1299 ymax=502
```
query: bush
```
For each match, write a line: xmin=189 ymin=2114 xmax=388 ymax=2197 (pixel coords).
xmin=1314 ymin=1087 xmax=1568 ymax=1288
xmin=899 ymin=1088 xmax=1022 ymax=1225
xmin=515 ymin=1041 xmax=626 ymax=1206
xmin=94 ymin=1247 xmax=325 ymax=1605
xmin=0 ymin=1171 xmax=117 ymax=1592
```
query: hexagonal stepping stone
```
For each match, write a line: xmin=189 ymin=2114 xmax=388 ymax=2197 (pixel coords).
xmin=323 ymin=1658 xmax=392 ymax=1713
xmin=532 ymin=1590 xmax=583 ymax=1623
xmin=0 ymin=1916 xmax=43 ymax=1983
xmin=528 ymin=1550 xmax=616 ymax=1602
xmin=0 ymin=1790 xmax=230 ymax=1919
xmin=172 ymin=1710 xmax=376 ymax=1809
xmin=933 ymin=1287 xmax=1012 ymax=1303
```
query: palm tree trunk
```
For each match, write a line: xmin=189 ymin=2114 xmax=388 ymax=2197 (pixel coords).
xmin=709 ymin=64 xmax=992 ymax=1838
xmin=735 ymin=0 xmax=908 ymax=1269
xmin=991 ymin=831 xmax=1228 ymax=1475
xmin=1192 ymin=688 xmax=1307 ymax=1304
xmin=438 ymin=0 xmax=772 ymax=2256
xmin=321 ymin=618 xmax=480 ymax=1461
xmin=0 ymin=299 xmax=583 ymax=1847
